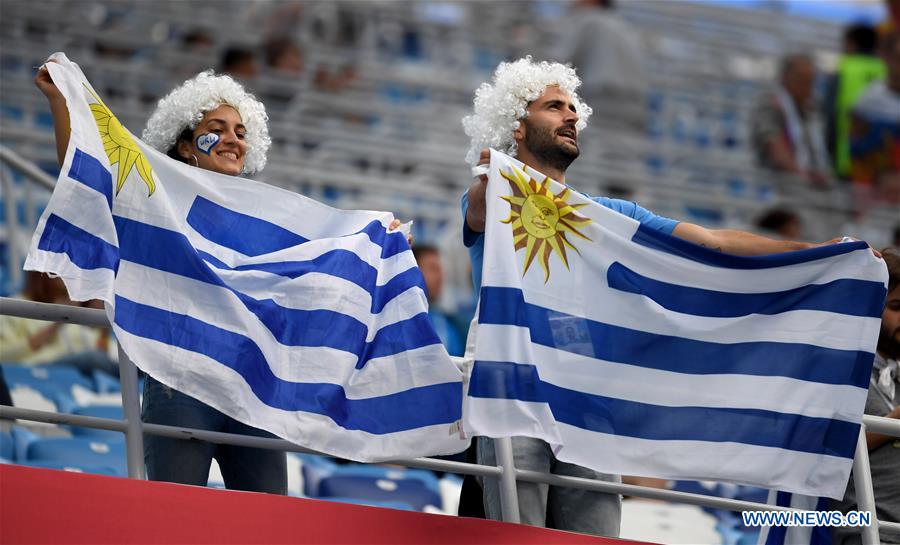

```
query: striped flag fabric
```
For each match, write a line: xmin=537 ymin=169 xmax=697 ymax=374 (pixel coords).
xmin=25 ymin=53 xmax=468 ymax=461
xmin=462 ymin=149 xmax=886 ymax=498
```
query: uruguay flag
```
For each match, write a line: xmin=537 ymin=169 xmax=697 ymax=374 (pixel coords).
xmin=25 ymin=53 xmax=468 ymax=461
xmin=463 ymin=150 xmax=886 ymax=498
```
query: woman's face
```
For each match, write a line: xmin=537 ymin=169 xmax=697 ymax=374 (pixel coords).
xmin=179 ymin=104 xmax=247 ymax=176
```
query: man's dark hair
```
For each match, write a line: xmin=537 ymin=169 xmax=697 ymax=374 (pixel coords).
xmin=844 ymin=23 xmax=879 ymax=56
xmin=220 ymin=47 xmax=256 ymax=72
xmin=755 ymin=207 xmax=799 ymax=232
xmin=412 ymin=244 xmax=439 ymax=262
xmin=883 ymin=247 xmax=900 ymax=293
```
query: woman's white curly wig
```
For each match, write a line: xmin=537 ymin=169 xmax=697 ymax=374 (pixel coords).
xmin=462 ymin=56 xmax=592 ymax=166
xmin=142 ymin=71 xmax=270 ymax=174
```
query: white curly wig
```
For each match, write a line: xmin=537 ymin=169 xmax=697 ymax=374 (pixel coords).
xmin=462 ymin=56 xmax=592 ymax=166
xmin=142 ymin=71 xmax=270 ymax=174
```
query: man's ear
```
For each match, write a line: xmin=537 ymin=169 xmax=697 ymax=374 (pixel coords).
xmin=513 ymin=120 xmax=525 ymax=143
xmin=176 ymin=138 xmax=193 ymax=160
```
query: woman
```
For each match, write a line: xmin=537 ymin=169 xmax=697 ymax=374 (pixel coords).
xmin=35 ymin=65 xmax=294 ymax=493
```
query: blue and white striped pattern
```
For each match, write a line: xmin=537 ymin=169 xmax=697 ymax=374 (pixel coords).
xmin=25 ymin=54 xmax=467 ymax=461
xmin=463 ymin=150 xmax=886 ymax=499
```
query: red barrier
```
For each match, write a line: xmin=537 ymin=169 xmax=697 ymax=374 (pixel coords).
xmin=0 ymin=464 xmax=652 ymax=544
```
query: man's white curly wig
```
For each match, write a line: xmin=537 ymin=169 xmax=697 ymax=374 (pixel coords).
xmin=142 ymin=71 xmax=271 ymax=174
xmin=462 ymin=56 xmax=592 ymax=166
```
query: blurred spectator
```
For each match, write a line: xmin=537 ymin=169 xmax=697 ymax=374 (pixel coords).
xmin=752 ymin=54 xmax=831 ymax=187
xmin=755 ymin=207 xmax=803 ymax=240
xmin=894 ymin=223 xmax=900 ymax=247
xmin=265 ymin=36 xmax=304 ymax=75
xmin=220 ymin=46 xmax=259 ymax=81
xmin=413 ymin=245 xmax=465 ymax=357
xmin=183 ymin=28 xmax=214 ymax=49
xmin=0 ymin=272 xmax=118 ymax=377
xmin=553 ymin=0 xmax=647 ymax=132
xmin=830 ymin=247 xmax=900 ymax=545
xmin=825 ymin=23 xmax=885 ymax=178
xmin=849 ymin=31 xmax=900 ymax=202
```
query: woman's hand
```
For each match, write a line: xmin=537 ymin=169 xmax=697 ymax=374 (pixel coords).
xmin=389 ymin=219 xmax=414 ymax=247
xmin=34 ymin=62 xmax=63 ymax=102
xmin=34 ymin=59 xmax=71 ymax=166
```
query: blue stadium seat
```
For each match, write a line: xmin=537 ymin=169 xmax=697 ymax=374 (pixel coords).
xmin=299 ymin=454 xmax=338 ymax=496
xmin=317 ymin=474 xmax=443 ymax=512
xmin=15 ymin=460 xmax=121 ymax=477
xmin=317 ymin=497 xmax=416 ymax=511
xmin=10 ymin=426 xmax=41 ymax=462
xmin=0 ymin=430 xmax=13 ymax=461
xmin=68 ymin=405 xmax=125 ymax=440
xmin=332 ymin=464 xmax=441 ymax=495
xmin=91 ymin=369 xmax=121 ymax=394
xmin=3 ymin=365 xmax=94 ymax=394
xmin=26 ymin=437 xmax=127 ymax=476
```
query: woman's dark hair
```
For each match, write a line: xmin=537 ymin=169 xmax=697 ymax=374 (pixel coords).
xmin=166 ymin=126 xmax=194 ymax=164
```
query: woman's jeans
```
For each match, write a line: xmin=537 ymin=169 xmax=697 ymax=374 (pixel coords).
xmin=141 ymin=375 xmax=286 ymax=494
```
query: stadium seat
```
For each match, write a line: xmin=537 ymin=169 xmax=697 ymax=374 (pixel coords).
xmin=316 ymin=496 xmax=416 ymax=511
xmin=3 ymin=365 xmax=94 ymax=395
xmin=92 ymin=369 xmax=121 ymax=394
xmin=15 ymin=460 xmax=121 ymax=477
xmin=26 ymin=437 xmax=127 ymax=477
xmin=299 ymin=454 xmax=338 ymax=496
xmin=331 ymin=464 xmax=441 ymax=495
xmin=68 ymin=405 xmax=125 ymax=440
xmin=0 ymin=430 xmax=13 ymax=461
xmin=317 ymin=474 xmax=443 ymax=512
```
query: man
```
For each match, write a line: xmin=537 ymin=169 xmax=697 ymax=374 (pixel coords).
xmin=831 ymin=248 xmax=900 ymax=545
xmin=751 ymin=53 xmax=831 ymax=187
xmin=412 ymin=245 xmax=465 ymax=357
xmin=461 ymin=57 xmax=853 ymax=537
xmin=850 ymin=31 xmax=900 ymax=200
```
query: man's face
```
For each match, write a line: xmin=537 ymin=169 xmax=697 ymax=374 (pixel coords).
xmin=518 ymin=86 xmax=581 ymax=172
xmin=879 ymin=286 xmax=900 ymax=359
xmin=783 ymin=58 xmax=816 ymax=105
xmin=416 ymin=251 xmax=444 ymax=303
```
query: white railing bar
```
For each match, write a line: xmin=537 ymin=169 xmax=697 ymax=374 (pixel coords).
xmin=0 ymin=403 xmax=823 ymax=516
xmin=853 ymin=425 xmax=881 ymax=544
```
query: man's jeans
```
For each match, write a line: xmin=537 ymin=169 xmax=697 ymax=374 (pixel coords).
xmin=141 ymin=376 xmax=287 ymax=494
xmin=478 ymin=436 xmax=621 ymax=537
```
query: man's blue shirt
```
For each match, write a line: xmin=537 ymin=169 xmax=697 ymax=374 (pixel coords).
xmin=461 ymin=191 xmax=679 ymax=292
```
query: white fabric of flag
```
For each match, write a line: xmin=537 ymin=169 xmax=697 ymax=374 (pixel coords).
xmin=462 ymin=150 xmax=886 ymax=499
xmin=25 ymin=53 xmax=467 ymax=461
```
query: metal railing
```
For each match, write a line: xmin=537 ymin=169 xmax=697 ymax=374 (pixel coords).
xmin=1 ymin=296 xmax=898 ymax=544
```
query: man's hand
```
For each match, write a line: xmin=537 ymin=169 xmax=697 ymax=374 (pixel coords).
xmin=388 ymin=219 xmax=413 ymax=247
xmin=465 ymin=149 xmax=490 ymax=234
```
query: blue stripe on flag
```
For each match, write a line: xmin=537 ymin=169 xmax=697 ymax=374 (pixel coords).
xmin=632 ymin=223 xmax=870 ymax=269
xmin=68 ymin=148 xmax=112 ymax=209
xmin=197 ymin=249 xmax=426 ymax=314
xmin=469 ymin=360 xmax=858 ymax=459
xmin=113 ymin=296 xmax=461 ymax=433
xmin=113 ymin=216 xmax=440 ymax=366
xmin=187 ymin=195 xmax=308 ymax=256
xmin=356 ymin=219 xmax=409 ymax=259
xmin=186 ymin=197 xmax=410 ymax=259
xmin=764 ymin=492 xmax=792 ymax=544
xmin=478 ymin=286 xmax=873 ymax=388
xmin=38 ymin=213 xmax=119 ymax=272
xmin=607 ymin=262 xmax=886 ymax=318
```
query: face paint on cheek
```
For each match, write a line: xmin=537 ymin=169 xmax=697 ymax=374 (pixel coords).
xmin=196 ymin=133 xmax=220 ymax=155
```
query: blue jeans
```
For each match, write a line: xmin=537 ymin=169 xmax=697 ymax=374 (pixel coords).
xmin=141 ymin=376 xmax=286 ymax=494
xmin=478 ymin=436 xmax=621 ymax=537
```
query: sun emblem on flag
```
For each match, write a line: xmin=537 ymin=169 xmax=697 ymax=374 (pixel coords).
xmin=84 ymin=84 xmax=156 ymax=196
xmin=500 ymin=167 xmax=592 ymax=283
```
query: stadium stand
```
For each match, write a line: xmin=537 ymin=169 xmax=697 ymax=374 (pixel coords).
xmin=1 ymin=1 xmax=898 ymax=544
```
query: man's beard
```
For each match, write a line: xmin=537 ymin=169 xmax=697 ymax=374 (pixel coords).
xmin=877 ymin=323 xmax=900 ymax=360
xmin=521 ymin=119 xmax=579 ymax=173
